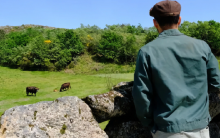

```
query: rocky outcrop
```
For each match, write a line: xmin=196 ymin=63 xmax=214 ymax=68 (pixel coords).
xmin=104 ymin=116 xmax=220 ymax=138
xmin=0 ymin=96 xmax=108 ymax=138
xmin=209 ymin=123 xmax=220 ymax=138
xmin=105 ymin=115 xmax=153 ymax=138
xmin=84 ymin=81 xmax=220 ymax=122
xmin=85 ymin=81 xmax=220 ymax=138
xmin=82 ymin=82 xmax=134 ymax=123
xmin=208 ymin=86 xmax=220 ymax=119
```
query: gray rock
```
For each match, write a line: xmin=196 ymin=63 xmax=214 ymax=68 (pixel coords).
xmin=208 ymin=86 xmax=220 ymax=119
xmin=209 ymin=123 xmax=220 ymax=138
xmin=105 ymin=116 xmax=219 ymax=138
xmin=82 ymin=81 xmax=134 ymax=123
xmin=0 ymin=96 xmax=108 ymax=138
xmin=83 ymin=81 xmax=220 ymax=122
xmin=84 ymin=81 xmax=220 ymax=138
xmin=105 ymin=116 xmax=152 ymax=138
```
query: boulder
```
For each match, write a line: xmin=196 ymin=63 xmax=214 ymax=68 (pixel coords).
xmin=209 ymin=123 xmax=220 ymax=138
xmin=208 ymin=89 xmax=220 ymax=119
xmin=105 ymin=115 xmax=220 ymax=138
xmin=0 ymin=96 xmax=108 ymax=138
xmin=83 ymin=81 xmax=220 ymax=122
xmin=84 ymin=81 xmax=220 ymax=138
xmin=105 ymin=115 xmax=153 ymax=138
xmin=82 ymin=81 xmax=134 ymax=123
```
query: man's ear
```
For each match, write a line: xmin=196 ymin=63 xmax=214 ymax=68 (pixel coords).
xmin=178 ymin=16 xmax=182 ymax=25
xmin=153 ymin=19 xmax=159 ymax=29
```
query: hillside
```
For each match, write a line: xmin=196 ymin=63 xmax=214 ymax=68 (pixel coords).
xmin=0 ymin=20 xmax=220 ymax=73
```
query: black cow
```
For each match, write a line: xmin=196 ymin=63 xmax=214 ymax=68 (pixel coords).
xmin=26 ymin=86 xmax=39 ymax=96
xmin=60 ymin=82 xmax=71 ymax=92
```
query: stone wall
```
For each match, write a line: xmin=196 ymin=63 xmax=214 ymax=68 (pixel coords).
xmin=83 ymin=81 xmax=220 ymax=138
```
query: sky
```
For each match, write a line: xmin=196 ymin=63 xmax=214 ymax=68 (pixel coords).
xmin=0 ymin=0 xmax=219 ymax=29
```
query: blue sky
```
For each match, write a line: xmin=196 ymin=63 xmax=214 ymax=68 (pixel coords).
xmin=0 ymin=0 xmax=219 ymax=29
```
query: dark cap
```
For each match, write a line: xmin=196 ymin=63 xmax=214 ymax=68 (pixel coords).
xmin=150 ymin=0 xmax=181 ymax=17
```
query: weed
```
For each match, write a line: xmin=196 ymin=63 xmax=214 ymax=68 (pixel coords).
xmin=60 ymin=124 xmax=67 ymax=134
xmin=34 ymin=111 xmax=37 ymax=120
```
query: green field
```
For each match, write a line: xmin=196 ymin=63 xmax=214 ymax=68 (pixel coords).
xmin=0 ymin=59 xmax=219 ymax=130
xmin=0 ymin=66 xmax=134 ymax=129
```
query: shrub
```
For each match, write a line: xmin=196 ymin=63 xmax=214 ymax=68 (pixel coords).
xmin=145 ymin=27 xmax=159 ymax=44
xmin=26 ymin=36 xmax=71 ymax=70
xmin=127 ymin=25 xmax=136 ymax=34
xmin=97 ymin=31 xmax=123 ymax=62
xmin=0 ymin=21 xmax=220 ymax=71
xmin=120 ymin=35 xmax=138 ymax=63
xmin=0 ymin=30 xmax=5 ymax=40
xmin=57 ymin=30 xmax=85 ymax=56
xmin=179 ymin=20 xmax=220 ymax=55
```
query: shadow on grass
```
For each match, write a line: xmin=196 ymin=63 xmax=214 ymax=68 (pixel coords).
xmin=26 ymin=95 xmax=36 ymax=97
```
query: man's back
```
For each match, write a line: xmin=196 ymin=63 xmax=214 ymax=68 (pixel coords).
xmin=132 ymin=0 xmax=220 ymax=137
xmin=132 ymin=29 xmax=220 ymax=133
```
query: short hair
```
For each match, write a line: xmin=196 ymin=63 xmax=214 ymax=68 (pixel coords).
xmin=154 ymin=15 xmax=180 ymax=27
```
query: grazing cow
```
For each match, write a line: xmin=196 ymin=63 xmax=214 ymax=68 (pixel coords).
xmin=60 ymin=82 xmax=71 ymax=92
xmin=26 ymin=86 xmax=39 ymax=96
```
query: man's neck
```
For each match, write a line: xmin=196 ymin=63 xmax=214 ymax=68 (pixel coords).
xmin=158 ymin=25 xmax=179 ymax=33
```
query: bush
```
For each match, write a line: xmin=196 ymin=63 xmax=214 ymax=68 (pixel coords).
xmin=58 ymin=30 xmax=85 ymax=56
xmin=0 ymin=30 xmax=5 ymax=40
xmin=97 ymin=31 xmax=139 ymax=63
xmin=97 ymin=31 xmax=123 ymax=63
xmin=179 ymin=20 xmax=220 ymax=55
xmin=25 ymin=36 xmax=73 ymax=70
xmin=119 ymin=35 xmax=138 ymax=63
xmin=0 ymin=21 xmax=220 ymax=71
xmin=145 ymin=27 xmax=159 ymax=44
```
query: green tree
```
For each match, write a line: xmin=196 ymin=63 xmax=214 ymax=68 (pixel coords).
xmin=97 ymin=31 xmax=123 ymax=62
xmin=145 ymin=27 xmax=159 ymax=44
xmin=58 ymin=30 xmax=85 ymax=56
xmin=127 ymin=25 xmax=136 ymax=34
xmin=179 ymin=20 xmax=220 ymax=55
xmin=136 ymin=24 xmax=144 ymax=35
xmin=0 ymin=29 xmax=5 ymax=40
xmin=120 ymin=35 xmax=137 ymax=63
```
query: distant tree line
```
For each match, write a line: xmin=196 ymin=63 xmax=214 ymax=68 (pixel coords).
xmin=0 ymin=20 xmax=219 ymax=71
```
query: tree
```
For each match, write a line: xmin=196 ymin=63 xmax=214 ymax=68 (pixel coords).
xmin=0 ymin=29 xmax=5 ymax=40
xmin=58 ymin=30 xmax=85 ymax=56
xmin=97 ymin=31 xmax=123 ymax=62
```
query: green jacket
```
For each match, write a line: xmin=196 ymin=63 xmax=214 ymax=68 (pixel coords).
xmin=132 ymin=29 xmax=220 ymax=133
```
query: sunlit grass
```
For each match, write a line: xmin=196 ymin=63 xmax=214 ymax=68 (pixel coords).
xmin=0 ymin=66 xmax=134 ymax=130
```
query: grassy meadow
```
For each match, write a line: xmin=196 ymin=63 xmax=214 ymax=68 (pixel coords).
xmin=0 ymin=57 xmax=219 ymax=129
xmin=0 ymin=66 xmax=134 ymax=129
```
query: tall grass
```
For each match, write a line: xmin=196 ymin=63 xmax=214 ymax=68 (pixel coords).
xmin=63 ymin=53 xmax=135 ymax=75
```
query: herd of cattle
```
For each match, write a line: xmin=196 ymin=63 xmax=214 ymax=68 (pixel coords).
xmin=26 ymin=82 xmax=71 ymax=96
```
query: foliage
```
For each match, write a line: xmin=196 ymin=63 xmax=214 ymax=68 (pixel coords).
xmin=0 ymin=28 xmax=84 ymax=70
xmin=179 ymin=20 xmax=220 ymax=55
xmin=0 ymin=21 xmax=220 ymax=71
xmin=127 ymin=25 xmax=136 ymax=34
xmin=57 ymin=30 xmax=85 ymax=55
xmin=66 ymin=53 xmax=135 ymax=75
xmin=145 ymin=27 xmax=159 ymax=44
xmin=0 ymin=29 xmax=5 ymax=40
xmin=97 ymin=31 xmax=123 ymax=62
xmin=144 ymin=20 xmax=220 ymax=56
xmin=119 ymin=35 xmax=138 ymax=63
xmin=127 ymin=24 xmax=144 ymax=35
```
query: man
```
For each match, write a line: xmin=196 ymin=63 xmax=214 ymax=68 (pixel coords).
xmin=132 ymin=0 xmax=220 ymax=138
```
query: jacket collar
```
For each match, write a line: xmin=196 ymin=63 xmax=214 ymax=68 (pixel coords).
xmin=158 ymin=29 xmax=183 ymax=38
